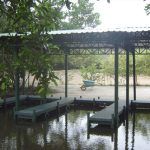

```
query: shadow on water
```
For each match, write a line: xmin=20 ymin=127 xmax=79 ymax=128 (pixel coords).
xmin=0 ymin=108 xmax=150 ymax=150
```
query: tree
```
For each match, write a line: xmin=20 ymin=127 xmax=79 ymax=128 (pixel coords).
xmin=55 ymin=0 xmax=101 ymax=72
xmin=0 ymin=0 xmax=71 ymax=97
xmin=145 ymin=3 xmax=150 ymax=15
xmin=60 ymin=0 xmax=100 ymax=29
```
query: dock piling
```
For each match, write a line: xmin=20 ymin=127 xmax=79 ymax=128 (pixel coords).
xmin=93 ymin=98 xmax=95 ymax=110
xmin=57 ymin=102 xmax=60 ymax=115
xmin=32 ymin=109 xmax=36 ymax=122
xmin=87 ymin=112 xmax=90 ymax=129
xmin=111 ymin=114 xmax=114 ymax=129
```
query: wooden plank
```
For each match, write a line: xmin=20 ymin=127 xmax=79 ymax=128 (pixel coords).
xmin=15 ymin=97 xmax=74 ymax=121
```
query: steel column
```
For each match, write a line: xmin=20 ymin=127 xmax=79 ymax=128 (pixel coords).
xmin=133 ymin=51 xmax=136 ymax=100
xmin=14 ymin=48 xmax=20 ymax=110
xmin=64 ymin=53 xmax=68 ymax=97
xmin=126 ymin=49 xmax=129 ymax=110
xmin=114 ymin=45 xmax=119 ymax=128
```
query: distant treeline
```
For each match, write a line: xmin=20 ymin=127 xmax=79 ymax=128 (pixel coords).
xmin=53 ymin=55 xmax=150 ymax=77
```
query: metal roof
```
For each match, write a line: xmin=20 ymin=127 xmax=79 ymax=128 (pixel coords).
xmin=0 ymin=27 xmax=150 ymax=37
xmin=0 ymin=27 xmax=150 ymax=55
xmin=49 ymin=27 xmax=150 ymax=35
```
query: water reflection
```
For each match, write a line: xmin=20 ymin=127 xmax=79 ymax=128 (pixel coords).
xmin=131 ymin=111 xmax=135 ymax=150
xmin=125 ymin=111 xmax=129 ymax=150
xmin=114 ymin=128 xmax=118 ymax=150
xmin=1 ymin=109 xmax=150 ymax=150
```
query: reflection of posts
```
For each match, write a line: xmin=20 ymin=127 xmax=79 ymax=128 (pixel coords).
xmin=131 ymin=112 xmax=135 ymax=150
xmin=125 ymin=112 xmax=129 ymax=150
xmin=114 ymin=128 xmax=118 ymax=150
xmin=65 ymin=111 xmax=68 ymax=142
xmin=57 ymin=102 xmax=60 ymax=121
xmin=87 ymin=112 xmax=90 ymax=139
xmin=16 ymin=128 xmax=21 ymax=150
xmin=43 ymin=120 xmax=48 ymax=148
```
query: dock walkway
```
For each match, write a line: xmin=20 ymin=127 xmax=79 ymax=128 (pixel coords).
xmin=131 ymin=100 xmax=150 ymax=109
xmin=14 ymin=97 xmax=74 ymax=122
xmin=75 ymin=97 xmax=113 ymax=106
xmin=88 ymin=101 xmax=126 ymax=128
xmin=0 ymin=95 xmax=59 ymax=108
xmin=0 ymin=95 xmax=27 ymax=107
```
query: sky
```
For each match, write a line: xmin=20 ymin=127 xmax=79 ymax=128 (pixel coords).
xmin=93 ymin=0 xmax=150 ymax=28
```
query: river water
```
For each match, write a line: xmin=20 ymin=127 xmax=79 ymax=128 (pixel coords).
xmin=0 ymin=108 xmax=150 ymax=150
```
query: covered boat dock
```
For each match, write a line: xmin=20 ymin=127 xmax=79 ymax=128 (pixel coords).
xmin=1 ymin=27 xmax=150 ymax=127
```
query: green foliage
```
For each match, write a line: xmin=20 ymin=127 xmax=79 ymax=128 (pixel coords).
xmin=0 ymin=62 xmax=14 ymax=97
xmin=80 ymin=54 xmax=150 ymax=85
xmin=60 ymin=0 xmax=100 ymax=29
xmin=80 ymin=64 xmax=100 ymax=80
xmin=145 ymin=4 xmax=150 ymax=15
xmin=0 ymin=0 xmax=70 ymax=96
xmin=18 ymin=48 xmax=59 ymax=97
xmin=68 ymin=55 xmax=103 ymax=69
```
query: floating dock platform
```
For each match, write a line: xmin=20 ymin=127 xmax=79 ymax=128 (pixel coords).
xmin=75 ymin=97 xmax=113 ymax=107
xmin=14 ymin=97 xmax=74 ymax=122
xmin=131 ymin=100 xmax=150 ymax=109
xmin=0 ymin=95 xmax=59 ymax=108
xmin=0 ymin=95 xmax=27 ymax=108
xmin=88 ymin=101 xmax=126 ymax=128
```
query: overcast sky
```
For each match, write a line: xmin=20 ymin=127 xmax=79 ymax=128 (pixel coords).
xmin=93 ymin=0 xmax=150 ymax=28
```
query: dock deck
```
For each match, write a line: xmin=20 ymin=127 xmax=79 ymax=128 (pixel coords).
xmin=88 ymin=101 xmax=126 ymax=128
xmin=75 ymin=97 xmax=114 ymax=106
xmin=0 ymin=95 xmax=59 ymax=108
xmin=0 ymin=95 xmax=27 ymax=107
xmin=14 ymin=97 xmax=74 ymax=122
xmin=131 ymin=100 xmax=150 ymax=109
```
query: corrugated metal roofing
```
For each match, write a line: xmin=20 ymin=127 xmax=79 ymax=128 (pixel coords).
xmin=0 ymin=27 xmax=150 ymax=37
xmin=49 ymin=27 xmax=150 ymax=35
